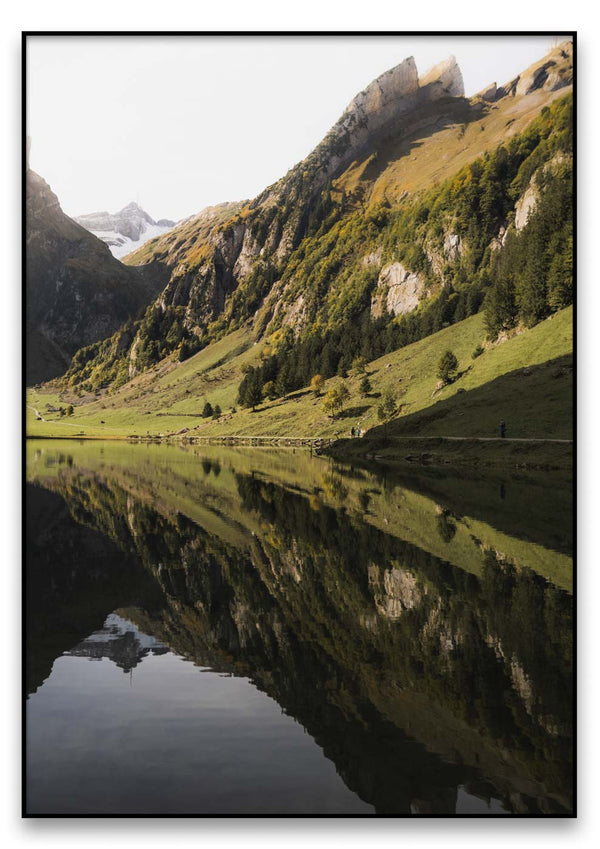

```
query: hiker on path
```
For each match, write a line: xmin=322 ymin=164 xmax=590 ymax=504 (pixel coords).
xmin=499 ymin=420 xmax=506 ymax=439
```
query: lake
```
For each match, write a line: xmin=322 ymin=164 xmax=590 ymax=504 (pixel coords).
xmin=24 ymin=440 xmax=573 ymax=815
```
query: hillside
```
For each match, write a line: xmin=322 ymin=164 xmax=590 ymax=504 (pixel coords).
xmin=26 ymin=305 xmax=572 ymax=449
xmin=26 ymin=152 xmax=169 ymax=384
xmin=52 ymin=42 xmax=572 ymax=397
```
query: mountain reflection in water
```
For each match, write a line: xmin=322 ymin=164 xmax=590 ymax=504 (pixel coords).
xmin=25 ymin=441 xmax=573 ymax=816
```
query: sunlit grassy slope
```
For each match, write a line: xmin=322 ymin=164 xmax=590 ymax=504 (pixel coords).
xmin=26 ymin=306 xmax=572 ymax=441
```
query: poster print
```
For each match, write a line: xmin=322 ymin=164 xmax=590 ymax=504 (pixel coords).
xmin=24 ymin=32 xmax=574 ymax=816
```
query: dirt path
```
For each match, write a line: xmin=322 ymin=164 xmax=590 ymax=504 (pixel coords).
xmin=26 ymin=404 xmax=88 ymax=430
xmin=26 ymin=404 xmax=47 ymax=422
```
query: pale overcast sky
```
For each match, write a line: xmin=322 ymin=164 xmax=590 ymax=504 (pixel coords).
xmin=26 ymin=35 xmax=570 ymax=222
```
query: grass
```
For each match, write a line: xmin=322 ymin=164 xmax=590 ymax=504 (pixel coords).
xmin=26 ymin=306 xmax=573 ymax=447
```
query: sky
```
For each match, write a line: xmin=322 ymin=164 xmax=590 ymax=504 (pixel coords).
xmin=26 ymin=34 xmax=570 ymax=222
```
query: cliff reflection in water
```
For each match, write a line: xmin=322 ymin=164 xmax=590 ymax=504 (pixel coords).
xmin=25 ymin=441 xmax=573 ymax=815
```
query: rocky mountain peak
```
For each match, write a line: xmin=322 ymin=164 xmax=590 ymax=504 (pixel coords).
xmin=419 ymin=55 xmax=465 ymax=99
xmin=343 ymin=56 xmax=420 ymax=125
xmin=120 ymin=201 xmax=154 ymax=223
xmin=74 ymin=202 xmax=176 ymax=258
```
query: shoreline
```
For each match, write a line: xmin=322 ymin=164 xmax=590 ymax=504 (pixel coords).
xmin=323 ymin=435 xmax=573 ymax=471
xmin=25 ymin=432 xmax=573 ymax=471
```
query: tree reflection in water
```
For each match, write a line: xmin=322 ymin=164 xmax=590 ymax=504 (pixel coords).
xmin=25 ymin=443 xmax=573 ymax=815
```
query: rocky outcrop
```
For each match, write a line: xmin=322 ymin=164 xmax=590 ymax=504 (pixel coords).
xmin=369 ymin=564 xmax=422 ymax=620
xmin=515 ymin=182 xmax=539 ymax=230
xmin=475 ymin=81 xmax=497 ymax=102
xmin=477 ymin=41 xmax=573 ymax=104
xmin=443 ymin=232 xmax=462 ymax=261
xmin=516 ymin=50 xmax=573 ymax=97
xmin=372 ymin=262 xmax=426 ymax=318
xmin=419 ymin=56 xmax=464 ymax=100
xmin=514 ymin=151 xmax=571 ymax=231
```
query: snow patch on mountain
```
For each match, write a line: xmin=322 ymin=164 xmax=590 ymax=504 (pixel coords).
xmin=75 ymin=202 xmax=175 ymax=260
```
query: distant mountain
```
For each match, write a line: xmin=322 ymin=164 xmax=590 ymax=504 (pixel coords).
xmin=74 ymin=202 xmax=175 ymax=259
xmin=26 ymin=154 xmax=169 ymax=385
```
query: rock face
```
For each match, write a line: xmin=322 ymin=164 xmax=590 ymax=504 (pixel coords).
xmin=26 ymin=168 xmax=168 ymax=384
xmin=372 ymin=262 xmax=426 ymax=318
xmin=475 ymin=82 xmax=498 ymax=102
xmin=313 ymin=54 xmax=464 ymax=186
xmin=513 ymin=152 xmax=569 ymax=232
xmin=369 ymin=564 xmax=422 ymax=620
xmin=419 ymin=56 xmax=464 ymax=99
xmin=443 ymin=232 xmax=462 ymax=262
xmin=75 ymin=202 xmax=175 ymax=259
xmin=515 ymin=46 xmax=573 ymax=97
xmin=480 ymin=41 xmax=573 ymax=104
xmin=515 ymin=182 xmax=539 ymax=230
xmin=340 ymin=56 xmax=420 ymax=136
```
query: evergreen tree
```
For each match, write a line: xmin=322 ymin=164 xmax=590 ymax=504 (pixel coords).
xmin=275 ymin=362 xmax=292 ymax=399
xmin=484 ymin=277 xmax=518 ymax=340
xmin=359 ymin=376 xmax=372 ymax=397
xmin=245 ymin=371 xmax=263 ymax=410
xmin=437 ymin=350 xmax=459 ymax=385
xmin=262 ymin=380 xmax=277 ymax=401
xmin=547 ymin=235 xmax=573 ymax=310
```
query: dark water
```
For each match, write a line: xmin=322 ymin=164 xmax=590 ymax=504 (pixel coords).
xmin=25 ymin=441 xmax=573 ymax=816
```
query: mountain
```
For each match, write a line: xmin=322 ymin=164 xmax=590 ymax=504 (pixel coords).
xmin=74 ymin=202 xmax=175 ymax=259
xmin=53 ymin=41 xmax=572 ymax=399
xmin=25 ymin=150 xmax=170 ymax=384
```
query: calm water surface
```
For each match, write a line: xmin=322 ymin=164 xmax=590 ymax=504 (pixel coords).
xmin=25 ymin=441 xmax=573 ymax=815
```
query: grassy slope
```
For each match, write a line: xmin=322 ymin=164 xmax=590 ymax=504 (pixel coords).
xmin=27 ymin=305 xmax=572 ymax=442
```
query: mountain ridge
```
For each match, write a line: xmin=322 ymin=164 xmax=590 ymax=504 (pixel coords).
xmin=34 ymin=42 xmax=572 ymax=412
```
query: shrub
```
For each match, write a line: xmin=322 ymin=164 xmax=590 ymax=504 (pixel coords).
xmin=310 ymin=374 xmax=325 ymax=397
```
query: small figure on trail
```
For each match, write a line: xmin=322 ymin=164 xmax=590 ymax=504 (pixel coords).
xmin=351 ymin=427 xmax=355 ymax=438
xmin=499 ymin=420 xmax=506 ymax=439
